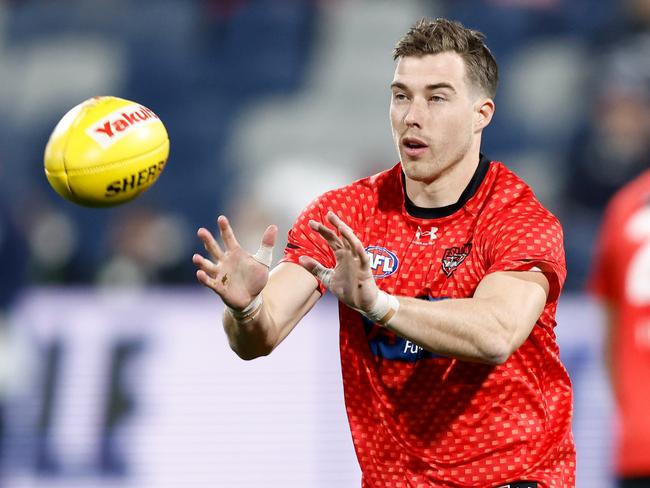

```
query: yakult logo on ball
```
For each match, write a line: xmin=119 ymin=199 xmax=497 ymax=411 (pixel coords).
xmin=365 ymin=246 xmax=399 ymax=278
xmin=86 ymin=105 xmax=160 ymax=148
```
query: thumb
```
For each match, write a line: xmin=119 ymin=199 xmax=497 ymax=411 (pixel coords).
xmin=299 ymin=256 xmax=332 ymax=289
xmin=252 ymin=224 xmax=277 ymax=267
xmin=298 ymin=255 xmax=319 ymax=273
xmin=261 ymin=224 xmax=278 ymax=248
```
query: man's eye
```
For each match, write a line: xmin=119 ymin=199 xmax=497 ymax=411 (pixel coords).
xmin=430 ymin=96 xmax=445 ymax=103
xmin=394 ymin=93 xmax=407 ymax=101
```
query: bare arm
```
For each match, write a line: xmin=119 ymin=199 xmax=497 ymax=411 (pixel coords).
xmin=223 ymin=263 xmax=321 ymax=359
xmin=193 ymin=216 xmax=321 ymax=360
xmin=300 ymin=211 xmax=550 ymax=365
xmin=385 ymin=271 xmax=549 ymax=364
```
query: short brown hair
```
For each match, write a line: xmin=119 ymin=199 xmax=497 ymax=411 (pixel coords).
xmin=393 ymin=18 xmax=498 ymax=98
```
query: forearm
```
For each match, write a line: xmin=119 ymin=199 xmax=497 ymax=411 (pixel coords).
xmin=222 ymin=264 xmax=322 ymax=360
xmin=385 ymin=296 xmax=516 ymax=364
xmin=366 ymin=272 xmax=547 ymax=365
xmin=223 ymin=300 xmax=280 ymax=360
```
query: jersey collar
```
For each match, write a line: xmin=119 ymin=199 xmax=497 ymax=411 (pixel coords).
xmin=399 ymin=154 xmax=492 ymax=220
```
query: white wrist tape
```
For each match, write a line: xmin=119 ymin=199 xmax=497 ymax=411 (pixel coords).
xmin=253 ymin=244 xmax=273 ymax=267
xmin=226 ymin=294 xmax=263 ymax=322
xmin=363 ymin=290 xmax=399 ymax=326
xmin=314 ymin=266 xmax=333 ymax=289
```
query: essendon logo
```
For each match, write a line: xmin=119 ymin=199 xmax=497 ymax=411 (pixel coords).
xmin=441 ymin=243 xmax=472 ymax=277
xmin=365 ymin=246 xmax=399 ymax=278
xmin=87 ymin=105 xmax=160 ymax=148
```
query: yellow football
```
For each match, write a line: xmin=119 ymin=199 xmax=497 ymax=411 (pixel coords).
xmin=44 ymin=96 xmax=170 ymax=207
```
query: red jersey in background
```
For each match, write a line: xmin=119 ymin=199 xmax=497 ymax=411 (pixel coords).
xmin=589 ymin=169 xmax=650 ymax=477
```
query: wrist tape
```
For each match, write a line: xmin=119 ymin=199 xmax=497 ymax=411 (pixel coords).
xmin=227 ymin=294 xmax=264 ymax=323
xmin=253 ymin=244 xmax=273 ymax=268
xmin=363 ymin=290 xmax=399 ymax=326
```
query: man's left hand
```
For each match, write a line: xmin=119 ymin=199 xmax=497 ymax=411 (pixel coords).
xmin=298 ymin=211 xmax=379 ymax=313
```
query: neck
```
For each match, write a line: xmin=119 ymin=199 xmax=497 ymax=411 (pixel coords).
xmin=404 ymin=145 xmax=482 ymax=208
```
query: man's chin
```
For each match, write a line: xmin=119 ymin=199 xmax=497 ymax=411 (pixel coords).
xmin=401 ymin=159 xmax=438 ymax=179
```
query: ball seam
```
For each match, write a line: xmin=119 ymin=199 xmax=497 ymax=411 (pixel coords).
xmin=52 ymin=139 xmax=169 ymax=177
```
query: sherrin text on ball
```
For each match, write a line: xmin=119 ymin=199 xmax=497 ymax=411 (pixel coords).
xmin=44 ymin=96 xmax=169 ymax=207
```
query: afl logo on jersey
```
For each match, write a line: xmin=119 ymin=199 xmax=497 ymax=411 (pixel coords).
xmin=365 ymin=246 xmax=399 ymax=278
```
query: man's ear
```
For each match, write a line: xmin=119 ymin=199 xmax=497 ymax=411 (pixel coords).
xmin=474 ymin=98 xmax=495 ymax=132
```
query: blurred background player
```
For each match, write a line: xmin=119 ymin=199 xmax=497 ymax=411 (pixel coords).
xmin=194 ymin=18 xmax=575 ymax=486
xmin=589 ymin=169 xmax=650 ymax=488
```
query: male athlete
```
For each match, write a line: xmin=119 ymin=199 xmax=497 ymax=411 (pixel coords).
xmin=590 ymin=169 xmax=650 ymax=487
xmin=193 ymin=18 xmax=575 ymax=487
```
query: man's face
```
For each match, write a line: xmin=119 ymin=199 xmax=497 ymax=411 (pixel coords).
xmin=390 ymin=52 xmax=483 ymax=184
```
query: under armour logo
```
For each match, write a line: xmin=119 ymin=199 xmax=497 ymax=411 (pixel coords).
xmin=414 ymin=226 xmax=438 ymax=245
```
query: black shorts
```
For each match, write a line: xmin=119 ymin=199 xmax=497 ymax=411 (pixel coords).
xmin=619 ymin=476 xmax=650 ymax=488
xmin=494 ymin=482 xmax=538 ymax=488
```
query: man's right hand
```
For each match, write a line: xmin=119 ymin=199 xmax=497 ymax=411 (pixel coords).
xmin=192 ymin=215 xmax=277 ymax=311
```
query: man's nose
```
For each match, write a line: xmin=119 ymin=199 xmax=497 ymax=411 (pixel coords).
xmin=404 ymin=99 xmax=425 ymax=128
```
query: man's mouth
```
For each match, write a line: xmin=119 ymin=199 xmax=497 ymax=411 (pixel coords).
xmin=402 ymin=137 xmax=428 ymax=157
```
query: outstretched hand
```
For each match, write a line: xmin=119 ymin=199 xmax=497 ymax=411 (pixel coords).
xmin=193 ymin=215 xmax=277 ymax=311
xmin=299 ymin=211 xmax=378 ymax=313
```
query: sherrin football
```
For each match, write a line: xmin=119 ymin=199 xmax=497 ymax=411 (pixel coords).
xmin=44 ymin=96 xmax=169 ymax=207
